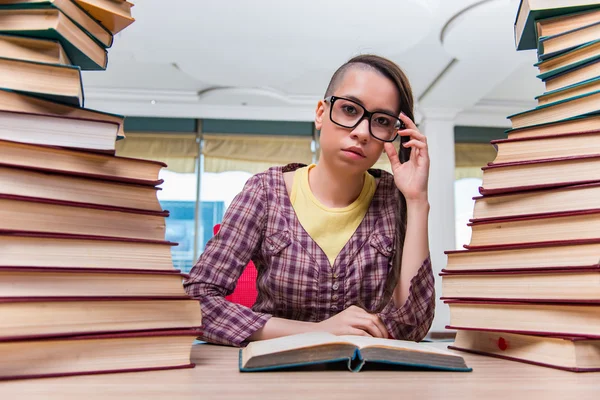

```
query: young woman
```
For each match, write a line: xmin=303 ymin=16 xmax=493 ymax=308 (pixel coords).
xmin=184 ymin=54 xmax=435 ymax=347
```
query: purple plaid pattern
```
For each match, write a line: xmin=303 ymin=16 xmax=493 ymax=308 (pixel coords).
xmin=184 ymin=164 xmax=435 ymax=347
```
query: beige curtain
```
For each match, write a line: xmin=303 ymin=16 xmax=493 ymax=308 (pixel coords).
xmin=203 ymin=134 xmax=313 ymax=174
xmin=115 ymin=133 xmax=198 ymax=173
xmin=454 ymin=143 xmax=497 ymax=180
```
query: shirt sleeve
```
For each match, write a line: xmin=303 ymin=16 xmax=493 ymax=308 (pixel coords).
xmin=377 ymin=255 xmax=435 ymax=342
xmin=183 ymin=174 xmax=272 ymax=347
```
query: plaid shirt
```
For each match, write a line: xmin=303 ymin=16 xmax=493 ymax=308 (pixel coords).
xmin=184 ymin=164 xmax=435 ymax=347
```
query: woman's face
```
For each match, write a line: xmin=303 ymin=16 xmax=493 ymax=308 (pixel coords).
xmin=315 ymin=66 xmax=400 ymax=174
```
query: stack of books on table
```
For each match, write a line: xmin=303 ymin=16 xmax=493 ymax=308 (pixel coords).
xmin=0 ymin=0 xmax=202 ymax=380
xmin=442 ymin=0 xmax=600 ymax=372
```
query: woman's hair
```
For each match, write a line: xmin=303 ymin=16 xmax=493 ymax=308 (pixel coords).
xmin=325 ymin=54 xmax=414 ymax=311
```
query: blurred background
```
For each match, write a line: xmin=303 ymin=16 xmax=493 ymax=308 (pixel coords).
xmin=83 ymin=0 xmax=543 ymax=333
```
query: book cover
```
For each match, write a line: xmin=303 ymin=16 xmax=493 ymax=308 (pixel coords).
xmin=449 ymin=330 xmax=600 ymax=372
xmin=537 ymin=20 xmax=600 ymax=58
xmin=507 ymin=89 xmax=600 ymax=119
xmin=0 ymin=329 xmax=201 ymax=381
xmin=0 ymin=88 xmax=125 ymax=137
xmin=0 ymin=56 xmax=83 ymax=106
xmin=0 ymin=0 xmax=114 ymax=48
xmin=515 ymin=0 xmax=600 ymax=51
xmin=0 ymin=139 xmax=166 ymax=186
xmin=504 ymin=111 xmax=600 ymax=134
xmin=537 ymin=54 xmax=600 ymax=81
xmin=0 ymin=10 xmax=107 ymax=70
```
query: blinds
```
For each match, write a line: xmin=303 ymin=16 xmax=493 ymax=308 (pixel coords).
xmin=202 ymin=134 xmax=313 ymax=174
xmin=454 ymin=143 xmax=497 ymax=180
xmin=115 ymin=131 xmax=495 ymax=178
xmin=115 ymin=133 xmax=199 ymax=173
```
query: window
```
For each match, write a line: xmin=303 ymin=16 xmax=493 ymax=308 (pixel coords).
xmin=454 ymin=177 xmax=482 ymax=249
xmin=116 ymin=119 xmax=315 ymax=272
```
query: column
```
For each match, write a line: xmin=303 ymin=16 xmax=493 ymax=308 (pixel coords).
xmin=419 ymin=108 xmax=458 ymax=334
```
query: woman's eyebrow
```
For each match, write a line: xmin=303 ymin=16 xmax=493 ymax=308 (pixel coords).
xmin=343 ymin=94 xmax=397 ymax=116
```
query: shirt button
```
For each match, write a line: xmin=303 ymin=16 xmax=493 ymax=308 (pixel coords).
xmin=268 ymin=244 xmax=274 ymax=250
xmin=333 ymin=273 xmax=338 ymax=279
xmin=331 ymin=305 xmax=338 ymax=311
xmin=386 ymin=246 xmax=393 ymax=252
xmin=332 ymin=294 xmax=339 ymax=300
xmin=332 ymin=283 xmax=339 ymax=291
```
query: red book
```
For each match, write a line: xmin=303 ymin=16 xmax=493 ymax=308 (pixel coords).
xmin=449 ymin=329 xmax=600 ymax=372
xmin=471 ymin=182 xmax=600 ymax=222
xmin=490 ymin=131 xmax=600 ymax=164
xmin=0 ymin=139 xmax=165 ymax=186
xmin=0 ymin=194 xmax=168 ymax=241
xmin=0 ymin=266 xmax=189 ymax=298
xmin=0 ymin=232 xmax=177 ymax=271
xmin=479 ymin=154 xmax=600 ymax=195
xmin=0 ymin=164 xmax=165 ymax=213
xmin=0 ymin=297 xmax=203 ymax=340
xmin=0 ymin=329 xmax=202 ymax=381
xmin=445 ymin=239 xmax=600 ymax=273
xmin=440 ymin=267 xmax=600 ymax=302
xmin=445 ymin=299 xmax=600 ymax=339
xmin=467 ymin=209 xmax=600 ymax=248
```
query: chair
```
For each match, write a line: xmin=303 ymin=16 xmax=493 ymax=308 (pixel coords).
xmin=213 ymin=224 xmax=258 ymax=308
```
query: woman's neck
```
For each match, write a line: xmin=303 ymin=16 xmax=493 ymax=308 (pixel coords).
xmin=309 ymin=161 xmax=366 ymax=208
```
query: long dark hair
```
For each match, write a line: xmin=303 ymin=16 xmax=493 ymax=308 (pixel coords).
xmin=325 ymin=54 xmax=414 ymax=311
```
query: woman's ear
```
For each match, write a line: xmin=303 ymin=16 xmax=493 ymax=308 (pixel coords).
xmin=314 ymin=100 xmax=325 ymax=130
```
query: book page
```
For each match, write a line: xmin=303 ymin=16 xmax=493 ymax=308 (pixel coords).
xmin=244 ymin=332 xmax=350 ymax=359
xmin=339 ymin=336 xmax=456 ymax=356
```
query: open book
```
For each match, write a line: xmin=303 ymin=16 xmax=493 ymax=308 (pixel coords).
xmin=239 ymin=332 xmax=471 ymax=372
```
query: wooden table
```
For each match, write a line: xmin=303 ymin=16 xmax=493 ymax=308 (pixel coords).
xmin=1 ymin=342 xmax=599 ymax=399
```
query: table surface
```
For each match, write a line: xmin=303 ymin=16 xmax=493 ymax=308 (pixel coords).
xmin=1 ymin=342 xmax=599 ymax=400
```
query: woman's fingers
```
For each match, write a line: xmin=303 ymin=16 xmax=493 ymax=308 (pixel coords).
xmin=399 ymin=128 xmax=427 ymax=143
xmin=398 ymin=112 xmax=418 ymax=131
xmin=362 ymin=313 xmax=389 ymax=338
xmin=348 ymin=328 xmax=373 ymax=337
xmin=384 ymin=142 xmax=401 ymax=170
xmin=403 ymin=139 xmax=429 ymax=161
xmin=353 ymin=315 xmax=387 ymax=338
xmin=343 ymin=306 xmax=389 ymax=338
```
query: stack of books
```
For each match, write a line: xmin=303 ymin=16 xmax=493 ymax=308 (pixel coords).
xmin=0 ymin=0 xmax=202 ymax=380
xmin=442 ymin=0 xmax=600 ymax=372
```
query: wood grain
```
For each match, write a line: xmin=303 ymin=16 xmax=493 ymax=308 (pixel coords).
xmin=0 ymin=342 xmax=598 ymax=399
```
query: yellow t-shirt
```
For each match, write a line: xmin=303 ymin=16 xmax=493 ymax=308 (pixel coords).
xmin=290 ymin=164 xmax=376 ymax=266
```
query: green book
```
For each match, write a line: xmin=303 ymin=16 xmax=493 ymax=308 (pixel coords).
xmin=514 ymin=0 xmax=600 ymax=51
xmin=505 ymin=111 xmax=600 ymax=134
xmin=537 ymin=20 xmax=600 ymax=60
xmin=239 ymin=332 xmax=472 ymax=373
xmin=534 ymin=38 xmax=600 ymax=74
xmin=537 ymin=53 xmax=600 ymax=81
xmin=536 ymin=75 xmax=600 ymax=100
xmin=0 ymin=0 xmax=113 ymax=48
xmin=508 ymin=88 xmax=600 ymax=119
xmin=0 ymin=56 xmax=83 ymax=106
xmin=508 ymin=89 xmax=600 ymax=129
xmin=0 ymin=8 xmax=107 ymax=70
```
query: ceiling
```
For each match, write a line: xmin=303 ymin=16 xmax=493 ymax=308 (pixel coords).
xmin=82 ymin=0 xmax=546 ymax=127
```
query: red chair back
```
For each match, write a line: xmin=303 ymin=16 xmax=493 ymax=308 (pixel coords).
xmin=213 ymin=224 xmax=258 ymax=308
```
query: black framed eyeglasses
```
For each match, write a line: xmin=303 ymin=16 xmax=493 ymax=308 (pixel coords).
xmin=323 ymin=96 xmax=405 ymax=142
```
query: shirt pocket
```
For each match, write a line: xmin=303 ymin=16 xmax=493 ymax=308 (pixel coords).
xmin=263 ymin=230 xmax=292 ymax=256
xmin=369 ymin=233 xmax=395 ymax=258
